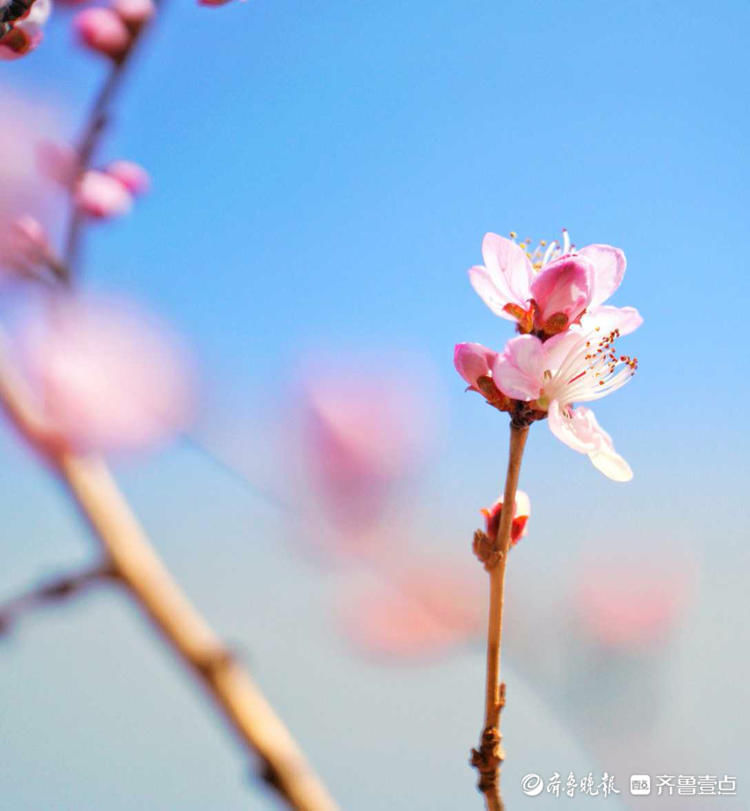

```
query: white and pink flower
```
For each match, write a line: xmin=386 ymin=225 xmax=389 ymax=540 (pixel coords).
xmin=468 ymin=230 xmax=642 ymax=338
xmin=493 ymin=329 xmax=638 ymax=480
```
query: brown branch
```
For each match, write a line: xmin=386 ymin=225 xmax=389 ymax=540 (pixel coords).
xmin=470 ymin=422 xmax=529 ymax=810
xmin=0 ymin=339 xmax=339 ymax=811
xmin=0 ymin=562 xmax=113 ymax=636
xmin=62 ymin=1 xmax=161 ymax=277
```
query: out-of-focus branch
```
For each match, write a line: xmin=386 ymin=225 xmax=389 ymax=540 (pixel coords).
xmin=0 ymin=562 xmax=112 ymax=636
xmin=0 ymin=340 xmax=339 ymax=811
xmin=62 ymin=2 xmax=161 ymax=276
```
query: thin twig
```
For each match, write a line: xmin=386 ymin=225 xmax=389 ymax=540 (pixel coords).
xmin=471 ymin=422 xmax=529 ymax=811
xmin=0 ymin=562 xmax=112 ymax=636
xmin=62 ymin=2 xmax=160 ymax=276
xmin=0 ymin=340 xmax=339 ymax=811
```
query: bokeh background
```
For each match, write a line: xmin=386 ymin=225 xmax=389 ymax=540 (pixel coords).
xmin=1 ymin=0 xmax=748 ymax=808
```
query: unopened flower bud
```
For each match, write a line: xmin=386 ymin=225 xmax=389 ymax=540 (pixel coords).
xmin=75 ymin=169 xmax=133 ymax=219
xmin=74 ymin=7 xmax=131 ymax=60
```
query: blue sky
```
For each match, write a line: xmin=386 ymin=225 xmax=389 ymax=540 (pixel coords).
xmin=1 ymin=1 xmax=748 ymax=808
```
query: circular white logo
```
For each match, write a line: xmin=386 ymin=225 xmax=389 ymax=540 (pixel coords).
xmin=521 ymin=773 xmax=544 ymax=797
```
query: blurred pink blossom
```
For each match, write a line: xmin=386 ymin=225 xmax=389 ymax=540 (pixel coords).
xmin=13 ymin=293 xmax=195 ymax=454
xmin=105 ymin=160 xmax=150 ymax=195
xmin=3 ymin=215 xmax=51 ymax=275
xmin=0 ymin=91 xmax=65 ymax=271
xmin=341 ymin=562 xmax=482 ymax=659
xmin=0 ymin=0 xmax=52 ymax=59
xmin=112 ymin=0 xmax=154 ymax=28
xmin=576 ymin=564 xmax=691 ymax=651
xmin=36 ymin=140 xmax=79 ymax=188
xmin=297 ymin=357 xmax=433 ymax=540
xmin=74 ymin=6 xmax=131 ymax=59
xmin=75 ymin=169 xmax=133 ymax=218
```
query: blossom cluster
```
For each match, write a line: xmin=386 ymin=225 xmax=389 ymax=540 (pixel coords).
xmin=455 ymin=229 xmax=641 ymax=481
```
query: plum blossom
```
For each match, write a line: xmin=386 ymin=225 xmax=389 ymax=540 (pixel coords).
xmin=298 ymin=359 xmax=431 ymax=539
xmin=3 ymin=215 xmax=51 ymax=277
xmin=0 ymin=0 xmax=52 ymax=59
xmin=480 ymin=489 xmax=530 ymax=546
xmin=341 ymin=562 xmax=483 ymax=659
xmin=493 ymin=329 xmax=637 ymax=480
xmin=468 ymin=229 xmax=642 ymax=338
xmin=13 ymin=294 xmax=195 ymax=454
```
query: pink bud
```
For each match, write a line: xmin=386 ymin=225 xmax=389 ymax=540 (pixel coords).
xmin=75 ymin=169 xmax=133 ymax=219
xmin=480 ymin=490 xmax=530 ymax=545
xmin=74 ymin=7 xmax=131 ymax=60
xmin=453 ymin=342 xmax=496 ymax=390
xmin=530 ymin=255 xmax=593 ymax=334
xmin=113 ymin=0 xmax=155 ymax=28
xmin=198 ymin=0 xmax=235 ymax=6
xmin=15 ymin=294 xmax=196 ymax=454
xmin=105 ymin=160 xmax=150 ymax=195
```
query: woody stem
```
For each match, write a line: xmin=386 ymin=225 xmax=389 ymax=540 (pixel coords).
xmin=471 ymin=422 xmax=529 ymax=810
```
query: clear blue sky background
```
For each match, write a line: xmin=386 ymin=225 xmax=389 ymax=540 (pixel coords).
xmin=1 ymin=1 xmax=748 ymax=808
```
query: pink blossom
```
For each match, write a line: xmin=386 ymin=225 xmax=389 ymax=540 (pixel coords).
xmin=0 ymin=91 xmax=65 ymax=271
xmin=74 ymin=6 xmax=131 ymax=60
xmin=105 ymin=160 xmax=150 ymax=195
xmin=453 ymin=342 xmax=513 ymax=412
xmin=454 ymin=341 xmax=495 ymax=390
xmin=294 ymin=354 xmax=434 ymax=549
xmin=0 ymin=0 xmax=51 ymax=59
xmin=481 ymin=489 xmax=530 ymax=545
xmin=528 ymin=255 xmax=593 ymax=334
xmin=198 ymin=0 xmax=235 ymax=6
xmin=75 ymin=169 xmax=133 ymax=219
xmin=36 ymin=140 xmax=79 ymax=189
xmin=341 ymin=562 xmax=482 ymax=659
xmin=493 ymin=330 xmax=637 ymax=480
xmin=468 ymin=230 xmax=641 ymax=337
xmin=3 ymin=215 xmax=51 ymax=274
xmin=14 ymin=294 xmax=195 ymax=454
xmin=112 ymin=0 xmax=154 ymax=28
xmin=576 ymin=564 xmax=691 ymax=650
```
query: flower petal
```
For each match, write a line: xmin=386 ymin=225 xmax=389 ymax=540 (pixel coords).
xmin=492 ymin=334 xmax=544 ymax=401
xmin=547 ymin=400 xmax=597 ymax=453
xmin=481 ymin=233 xmax=534 ymax=304
xmin=530 ymin=255 xmax=593 ymax=326
xmin=583 ymin=305 xmax=643 ymax=337
xmin=540 ymin=330 xmax=585 ymax=375
xmin=588 ymin=446 xmax=633 ymax=481
xmin=454 ymin=342 xmax=496 ymax=388
xmin=468 ymin=266 xmax=517 ymax=321
xmin=549 ymin=402 xmax=633 ymax=481
xmin=577 ymin=244 xmax=626 ymax=309
xmin=514 ymin=489 xmax=530 ymax=519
